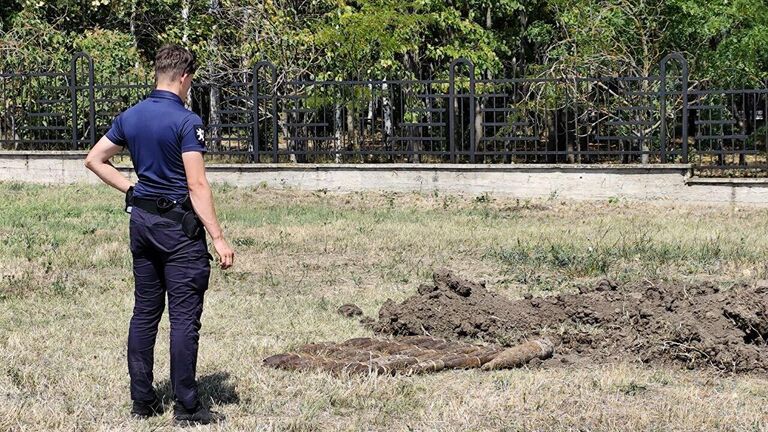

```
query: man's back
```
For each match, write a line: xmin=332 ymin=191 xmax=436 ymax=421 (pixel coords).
xmin=85 ymin=44 xmax=233 ymax=425
xmin=107 ymin=89 xmax=205 ymax=200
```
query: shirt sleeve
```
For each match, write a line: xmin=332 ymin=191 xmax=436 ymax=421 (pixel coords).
xmin=105 ymin=114 xmax=127 ymax=147
xmin=179 ymin=113 xmax=207 ymax=154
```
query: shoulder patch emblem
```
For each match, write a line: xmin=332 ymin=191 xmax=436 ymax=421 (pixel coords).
xmin=194 ymin=125 xmax=205 ymax=145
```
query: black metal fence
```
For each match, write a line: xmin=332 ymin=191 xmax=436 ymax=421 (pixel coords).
xmin=1 ymin=52 xmax=767 ymax=169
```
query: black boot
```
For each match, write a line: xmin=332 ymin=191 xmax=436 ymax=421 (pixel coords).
xmin=173 ymin=402 xmax=224 ymax=426
xmin=131 ymin=395 xmax=164 ymax=419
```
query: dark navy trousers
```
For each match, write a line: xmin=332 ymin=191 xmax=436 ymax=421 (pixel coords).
xmin=127 ymin=207 xmax=211 ymax=410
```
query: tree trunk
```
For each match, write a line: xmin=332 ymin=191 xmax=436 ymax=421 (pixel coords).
xmin=640 ymin=79 xmax=650 ymax=164
xmin=475 ymin=99 xmax=483 ymax=163
xmin=130 ymin=0 xmax=139 ymax=69
xmin=517 ymin=3 xmax=528 ymax=73
xmin=382 ymin=80 xmax=393 ymax=159
xmin=367 ymin=84 xmax=374 ymax=125
xmin=181 ymin=0 xmax=192 ymax=110
xmin=334 ymin=103 xmax=342 ymax=163
xmin=367 ymin=83 xmax=375 ymax=160
xmin=241 ymin=6 xmax=251 ymax=84
xmin=280 ymin=111 xmax=294 ymax=163
xmin=453 ymin=94 xmax=461 ymax=160
xmin=479 ymin=1 xmax=489 ymax=164
xmin=346 ymin=106 xmax=360 ymax=162
xmin=410 ymin=125 xmax=421 ymax=163
xmin=12 ymin=115 xmax=19 ymax=150
xmin=181 ymin=0 xmax=190 ymax=43
xmin=208 ymin=0 xmax=220 ymax=152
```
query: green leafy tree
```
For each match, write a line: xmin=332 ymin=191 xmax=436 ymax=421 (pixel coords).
xmin=666 ymin=0 xmax=768 ymax=86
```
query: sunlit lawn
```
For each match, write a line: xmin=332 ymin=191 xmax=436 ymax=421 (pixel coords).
xmin=1 ymin=182 xmax=767 ymax=431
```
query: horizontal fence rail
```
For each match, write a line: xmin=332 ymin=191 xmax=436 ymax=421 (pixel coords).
xmin=1 ymin=53 xmax=767 ymax=169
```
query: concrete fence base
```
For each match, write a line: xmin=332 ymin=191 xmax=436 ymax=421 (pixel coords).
xmin=1 ymin=151 xmax=767 ymax=206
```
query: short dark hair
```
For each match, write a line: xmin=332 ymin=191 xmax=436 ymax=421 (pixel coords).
xmin=154 ymin=44 xmax=197 ymax=82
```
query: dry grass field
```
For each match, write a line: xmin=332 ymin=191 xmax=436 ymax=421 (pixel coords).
xmin=1 ymin=182 xmax=767 ymax=431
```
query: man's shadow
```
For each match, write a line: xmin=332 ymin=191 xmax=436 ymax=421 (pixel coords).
xmin=156 ymin=371 xmax=240 ymax=407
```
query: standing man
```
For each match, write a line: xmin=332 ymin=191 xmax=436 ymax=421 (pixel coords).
xmin=85 ymin=44 xmax=234 ymax=425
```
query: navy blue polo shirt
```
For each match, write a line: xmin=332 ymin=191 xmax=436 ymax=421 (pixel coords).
xmin=106 ymin=90 xmax=206 ymax=201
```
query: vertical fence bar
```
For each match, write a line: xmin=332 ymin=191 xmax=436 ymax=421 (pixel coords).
xmin=86 ymin=54 xmax=96 ymax=147
xmin=69 ymin=55 xmax=79 ymax=150
xmin=468 ymin=62 xmax=476 ymax=163
xmin=448 ymin=63 xmax=457 ymax=163
xmin=251 ymin=64 xmax=260 ymax=162
xmin=680 ymin=58 xmax=689 ymax=164
xmin=659 ymin=69 xmax=667 ymax=164
xmin=272 ymin=80 xmax=278 ymax=163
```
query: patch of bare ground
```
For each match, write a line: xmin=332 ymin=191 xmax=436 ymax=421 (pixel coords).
xmin=375 ymin=269 xmax=768 ymax=373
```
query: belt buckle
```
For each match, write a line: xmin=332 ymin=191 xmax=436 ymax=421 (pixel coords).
xmin=156 ymin=197 xmax=175 ymax=212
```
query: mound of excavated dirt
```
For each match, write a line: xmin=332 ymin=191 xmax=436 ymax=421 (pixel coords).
xmin=373 ymin=269 xmax=768 ymax=372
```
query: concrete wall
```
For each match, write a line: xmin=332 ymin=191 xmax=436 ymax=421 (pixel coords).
xmin=1 ymin=151 xmax=766 ymax=206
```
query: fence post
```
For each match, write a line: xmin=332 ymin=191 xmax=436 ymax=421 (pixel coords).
xmin=679 ymin=58 xmax=689 ymax=164
xmin=251 ymin=64 xmax=260 ymax=163
xmin=449 ymin=58 xmax=475 ymax=163
xmin=659 ymin=52 xmax=689 ymax=164
xmin=252 ymin=61 xmax=277 ymax=163
xmin=70 ymin=53 xmax=95 ymax=149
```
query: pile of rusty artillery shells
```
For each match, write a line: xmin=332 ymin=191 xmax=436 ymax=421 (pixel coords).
xmin=263 ymin=336 xmax=555 ymax=376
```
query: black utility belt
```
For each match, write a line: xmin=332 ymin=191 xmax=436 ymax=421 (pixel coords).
xmin=132 ymin=196 xmax=204 ymax=239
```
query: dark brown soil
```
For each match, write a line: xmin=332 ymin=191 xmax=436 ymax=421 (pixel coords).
xmin=373 ymin=269 xmax=768 ymax=373
xmin=337 ymin=304 xmax=363 ymax=317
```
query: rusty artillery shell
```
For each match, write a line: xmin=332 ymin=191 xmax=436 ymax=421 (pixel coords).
xmin=451 ymin=345 xmax=486 ymax=356
xmin=264 ymin=353 xmax=317 ymax=371
xmin=403 ymin=336 xmax=444 ymax=346
xmin=334 ymin=351 xmax=383 ymax=363
xmin=263 ymin=353 xmax=300 ymax=368
xmin=397 ymin=347 xmax=430 ymax=358
xmin=405 ymin=359 xmax=446 ymax=374
xmin=480 ymin=338 xmax=554 ymax=370
xmin=340 ymin=337 xmax=378 ymax=348
xmin=323 ymin=359 xmax=348 ymax=374
xmin=380 ymin=342 xmax=424 ymax=355
xmin=439 ymin=354 xmax=483 ymax=369
xmin=342 ymin=363 xmax=369 ymax=375
xmin=409 ymin=349 xmax=444 ymax=362
xmin=291 ymin=354 xmax=323 ymax=371
xmin=478 ymin=348 xmax=504 ymax=364
xmin=413 ymin=339 xmax=450 ymax=350
xmin=372 ymin=355 xmax=419 ymax=372
xmin=359 ymin=339 xmax=400 ymax=353
xmin=344 ymin=362 xmax=387 ymax=375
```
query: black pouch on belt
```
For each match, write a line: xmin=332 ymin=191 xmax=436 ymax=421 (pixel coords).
xmin=178 ymin=195 xmax=204 ymax=239
xmin=181 ymin=211 xmax=203 ymax=238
